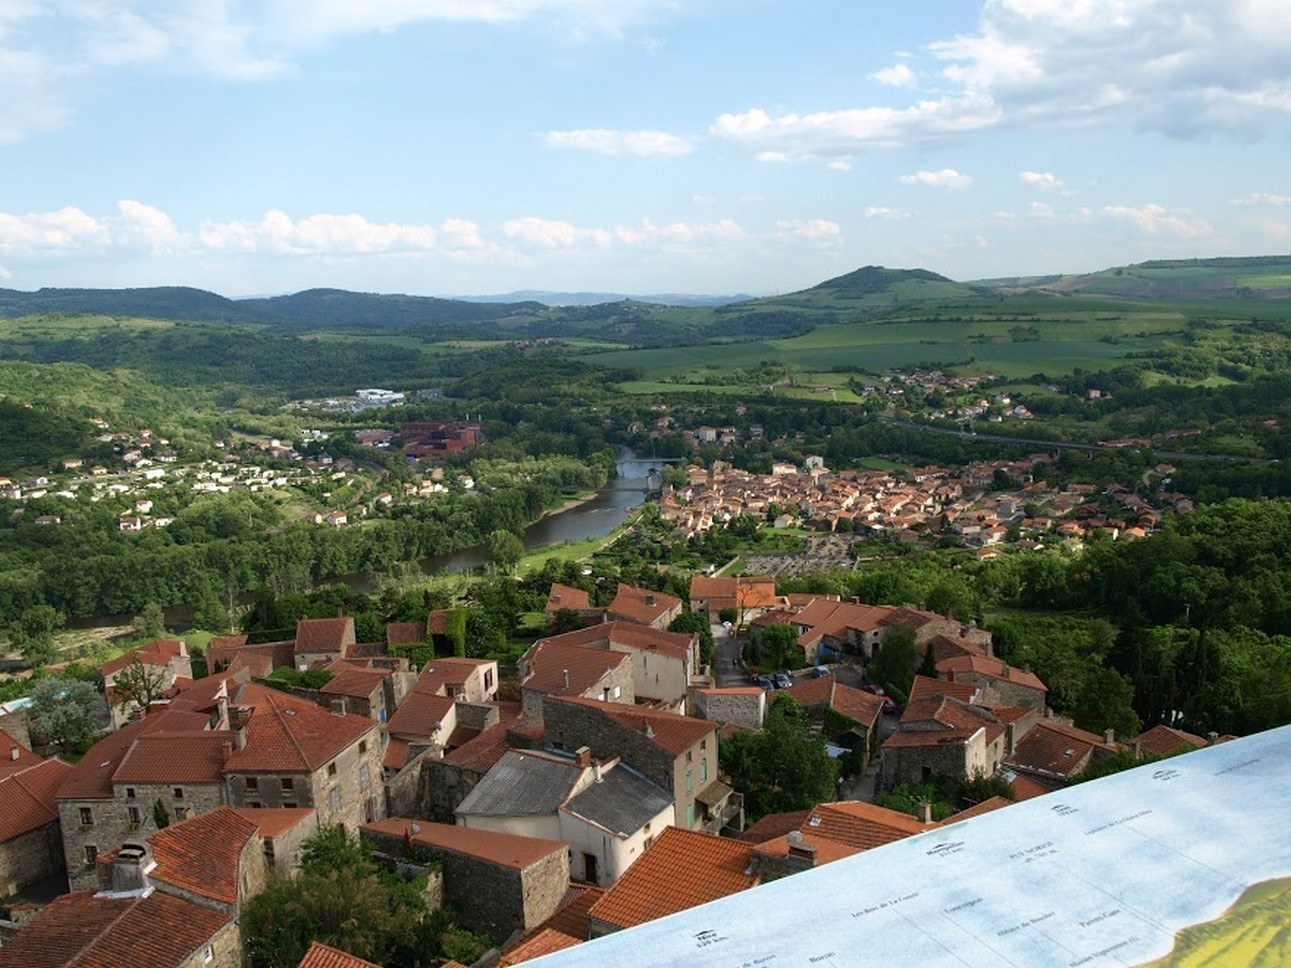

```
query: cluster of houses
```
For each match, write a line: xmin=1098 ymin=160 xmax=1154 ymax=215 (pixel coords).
xmin=0 ymin=578 xmax=1224 ymax=966
xmin=659 ymin=454 xmax=1193 ymax=551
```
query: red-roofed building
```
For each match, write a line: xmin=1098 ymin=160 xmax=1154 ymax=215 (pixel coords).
xmin=587 ymin=826 xmax=759 ymax=936
xmin=545 ymin=584 xmax=603 ymax=629
xmin=531 ymin=622 xmax=700 ymax=708
xmin=137 ymin=807 xmax=265 ymax=914
xmin=1003 ymin=717 xmax=1120 ymax=784
xmin=56 ymin=678 xmax=382 ymax=891
xmin=688 ymin=575 xmax=777 ymax=619
xmin=606 ymin=583 xmax=682 ymax=630
xmin=294 ymin=617 xmax=356 ymax=668
xmin=687 ymin=685 xmax=766 ymax=731
xmin=362 ymin=818 xmax=569 ymax=945
xmin=518 ymin=641 xmax=635 ymax=719
xmin=881 ymin=695 xmax=1008 ymax=788
xmin=936 ymin=654 xmax=1048 ymax=710
xmin=101 ymin=639 xmax=193 ymax=728
xmin=1131 ymin=724 xmax=1210 ymax=759
xmin=782 ymin=675 xmax=885 ymax=764
xmin=0 ymin=887 xmax=238 ymax=968
xmin=0 ymin=732 xmax=71 ymax=896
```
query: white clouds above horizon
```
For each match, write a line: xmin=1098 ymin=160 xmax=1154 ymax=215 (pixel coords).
xmin=539 ymin=128 xmax=694 ymax=157
xmin=1100 ymin=203 xmax=1212 ymax=238
xmin=1019 ymin=170 xmax=1062 ymax=191
xmin=899 ymin=169 xmax=972 ymax=190
xmin=865 ymin=206 xmax=911 ymax=220
xmin=871 ymin=62 xmax=916 ymax=87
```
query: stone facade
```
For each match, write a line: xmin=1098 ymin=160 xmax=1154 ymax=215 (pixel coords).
xmin=179 ymin=920 xmax=242 ymax=968
xmin=521 ymin=658 xmax=635 ymax=721
xmin=688 ymin=687 xmax=766 ymax=730
xmin=881 ymin=726 xmax=999 ymax=789
xmin=385 ymin=746 xmax=435 ymax=819
xmin=0 ymin=822 xmax=63 ymax=897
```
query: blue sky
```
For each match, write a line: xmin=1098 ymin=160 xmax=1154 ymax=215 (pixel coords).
xmin=1 ymin=0 xmax=1290 ymax=297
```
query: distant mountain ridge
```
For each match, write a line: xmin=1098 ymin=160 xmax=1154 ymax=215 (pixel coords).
xmin=452 ymin=290 xmax=750 ymax=307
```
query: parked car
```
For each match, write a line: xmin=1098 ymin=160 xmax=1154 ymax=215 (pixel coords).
xmin=811 ymin=665 xmax=832 ymax=678
xmin=862 ymin=684 xmax=886 ymax=696
xmin=754 ymin=675 xmax=774 ymax=691
xmin=882 ymin=698 xmax=899 ymax=715
xmin=773 ymin=671 xmax=793 ymax=689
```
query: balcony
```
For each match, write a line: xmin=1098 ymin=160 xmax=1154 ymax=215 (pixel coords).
xmin=698 ymin=791 xmax=744 ymax=836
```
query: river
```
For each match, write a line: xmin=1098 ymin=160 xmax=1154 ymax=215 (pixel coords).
xmin=77 ymin=448 xmax=664 ymax=630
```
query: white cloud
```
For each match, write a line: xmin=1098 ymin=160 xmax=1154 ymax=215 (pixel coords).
xmin=872 ymin=62 xmax=916 ymax=87
xmin=775 ymin=219 xmax=843 ymax=244
xmin=864 ymin=206 xmax=910 ymax=220
xmin=199 ymin=210 xmax=440 ymax=254
xmin=1019 ymin=170 xmax=1062 ymax=191
xmin=899 ymin=168 xmax=972 ymax=189
xmin=503 ymin=217 xmax=612 ymax=248
xmin=1028 ymin=202 xmax=1056 ymax=219
xmin=1102 ymin=203 xmax=1212 ymax=238
xmin=1232 ymin=193 xmax=1291 ymax=207
xmin=539 ymin=128 xmax=694 ymax=157
xmin=827 ymin=160 xmax=853 ymax=172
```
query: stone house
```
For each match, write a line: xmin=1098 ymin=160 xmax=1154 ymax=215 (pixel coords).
xmin=688 ymin=575 xmax=777 ymax=619
xmin=935 ymin=654 xmax=1048 ymax=710
xmin=362 ymin=818 xmax=569 ymax=945
xmin=781 ymin=676 xmax=885 ymax=764
xmin=542 ymin=696 xmax=737 ymax=834
xmin=0 ymin=730 xmax=71 ymax=897
xmin=382 ymin=657 xmax=499 ymax=771
xmin=298 ymin=942 xmax=381 ymax=968
xmin=687 ymin=686 xmax=766 ymax=731
xmin=517 ymin=641 xmax=635 ymax=720
xmin=1002 ymin=717 xmax=1120 ymax=786
xmin=544 ymin=584 xmax=604 ymax=628
xmin=880 ymin=695 xmax=1007 ymax=789
xmin=100 ymin=639 xmax=193 ymax=728
xmin=606 ymin=583 xmax=683 ymax=630
xmin=294 ymin=616 xmax=356 ymax=669
xmin=56 ymin=677 xmax=383 ymax=891
xmin=529 ymin=622 xmax=700 ymax=708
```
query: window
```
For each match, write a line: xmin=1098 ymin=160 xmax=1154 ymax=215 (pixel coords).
xmin=686 ymin=750 xmax=693 ymax=763
xmin=246 ymin=776 xmax=258 ymax=791
xmin=174 ymin=806 xmax=189 ymax=821
xmin=327 ymin=762 xmax=337 ymax=778
xmin=613 ymin=685 xmax=622 ymax=699
xmin=485 ymin=668 xmax=494 ymax=689
xmin=172 ymin=786 xmax=185 ymax=800
xmin=329 ymin=788 xmax=341 ymax=812
xmin=203 ymin=945 xmax=214 ymax=964
xmin=281 ymin=777 xmax=294 ymax=791
xmin=127 ymin=806 xmax=141 ymax=826
xmin=84 ymin=844 xmax=98 ymax=866
xmin=359 ymin=762 xmax=371 ymax=791
xmin=359 ymin=740 xmax=367 ymax=755
xmin=124 ymin=786 xmax=136 ymax=800
xmin=700 ymin=738 xmax=707 ymax=752
xmin=79 ymin=807 xmax=93 ymax=827
xmin=701 ymin=758 xmax=709 ymax=782
xmin=686 ymin=770 xmax=694 ymax=794
xmin=247 ymin=802 xmax=262 ymax=809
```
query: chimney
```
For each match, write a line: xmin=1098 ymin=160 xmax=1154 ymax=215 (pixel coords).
xmin=1103 ymin=728 xmax=1115 ymax=745
xmin=562 ymin=669 xmax=570 ymax=690
xmin=575 ymin=746 xmax=591 ymax=768
xmin=641 ymin=722 xmax=655 ymax=739
xmin=785 ymin=831 xmax=817 ymax=865
xmin=917 ymin=802 xmax=934 ymax=825
xmin=221 ymin=740 xmax=233 ymax=763
xmin=645 ymin=594 xmax=656 ymax=606
xmin=233 ymin=707 xmax=251 ymax=750
xmin=1043 ymin=707 xmax=1053 ymax=719
xmin=107 ymin=842 xmax=154 ymax=895
xmin=1132 ymin=739 xmax=1142 ymax=757
xmin=9 ymin=745 xmax=18 ymax=762
xmin=593 ymin=760 xmax=603 ymax=783
xmin=984 ymin=642 xmax=994 ymax=659
xmin=1207 ymin=731 xmax=1218 ymax=746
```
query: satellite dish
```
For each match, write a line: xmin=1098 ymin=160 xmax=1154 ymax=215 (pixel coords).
xmin=410 ymin=823 xmax=421 ymax=835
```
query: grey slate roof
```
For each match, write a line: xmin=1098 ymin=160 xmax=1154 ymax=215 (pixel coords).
xmin=563 ymin=764 xmax=673 ymax=837
xmin=455 ymin=750 xmax=581 ymax=818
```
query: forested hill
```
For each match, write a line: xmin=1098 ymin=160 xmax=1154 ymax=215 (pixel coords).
xmin=0 ymin=286 xmax=543 ymax=329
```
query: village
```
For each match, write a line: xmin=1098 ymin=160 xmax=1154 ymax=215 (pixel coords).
xmin=0 ymin=566 xmax=1223 ymax=967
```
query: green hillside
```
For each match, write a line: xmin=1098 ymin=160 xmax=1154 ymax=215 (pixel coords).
xmin=1009 ymin=255 xmax=1291 ymax=300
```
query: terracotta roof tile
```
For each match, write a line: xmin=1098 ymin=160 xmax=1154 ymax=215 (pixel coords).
xmin=606 ymin=583 xmax=681 ymax=626
xmin=753 ymin=831 xmax=860 ymax=866
xmin=0 ymin=890 xmax=230 ymax=968
xmin=57 ymin=710 xmax=206 ymax=801
xmin=1010 ymin=772 xmax=1061 ymax=799
xmin=937 ymin=654 xmax=1048 ymax=693
xmin=587 ymin=826 xmax=759 ymax=930
xmin=224 ymin=683 xmax=375 ymax=773
xmin=113 ymin=731 xmax=234 ymax=784
xmin=535 ymin=622 xmax=694 ymax=662
xmin=443 ymin=708 xmax=528 ymax=771
xmin=546 ymin=583 xmax=591 ymax=612
xmin=521 ymin=641 xmax=632 ymax=699
xmin=297 ymin=941 xmax=381 ymax=968
xmin=363 ymin=818 xmax=566 ymax=870
xmin=908 ymin=674 xmax=979 ymax=706
xmin=797 ymin=801 xmax=929 ymax=850
xmin=149 ymin=807 xmax=259 ymax=904
xmin=942 ymin=795 xmax=1015 ymax=824
xmin=295 ymin=617 xmax=354 ymax=655
xmin=100 ymin=639 xmax=186 ymax=677
xmin=319 ymin=667 xmax=387 ymax=699
xmin=385 ymin=622 xmax=426 ymax=647
xmin=738 ymin=809 xmax=813 ymax=844
xmin=1004 ymin=720 xmax=1116 ymax=780
xmin=0 ymin=728 xmax=44 ymax=780
xmin=536 ymin=884 xmax=603 ymax=941
xmin=0 ymin=758 xmax=71 ymax=841
xmin=1132 ymin=724 xmax=1208 ymax=758
xmin=228 ymin=806 xmax=317 ymax=838
xmin=385 ymin=690 xmax=455 ymax=741
xmin=497 ymin=928 xmax=581 ymax=966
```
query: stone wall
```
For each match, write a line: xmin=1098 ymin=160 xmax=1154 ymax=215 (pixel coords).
xmin=176 ymin=918 xmax=242 ymax=968
xmin=688 ymin=689 xmax=764 ymax=730
xmin=0 ymin=822 xmax=64 ymax=897
xmin=424 ymin=758 xmax=487 ymax=823
xmin=263 ymin=814 xmax=320 ymax=877
xmin=522 ymin=659 xmax=635 ymax=721
xmin=305 ymin=726 xmax=385 ymax=832
xmin=881 ymin=729 xmax=989 ymax=789
xmin=224 ymin=771 xmax=314 ymax=810
xmin=385 ymin=746 xmax=435 ymax=819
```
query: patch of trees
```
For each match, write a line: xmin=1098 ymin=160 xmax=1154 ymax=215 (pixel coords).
xmin=719 ymin=694 xmax=839 ymax=822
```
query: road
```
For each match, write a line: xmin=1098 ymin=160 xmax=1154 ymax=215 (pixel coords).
xmin=712 ymin=622 xmax=745 ymax=687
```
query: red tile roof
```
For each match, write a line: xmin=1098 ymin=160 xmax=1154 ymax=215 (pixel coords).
xmin=738 ymin=809 xmax=814 ymax=844
xmin=0 ymin=757 xmax=71 ymax=841
xmin=224 ymin=684 xmax=375 ymax=773
xmin=797 ymin=800 xmax=929 ymax=850
xmin=319 ymin=667 xmax=387 ymax=700
xmin=385 ymin=690 xmax=455 ymax=740
xmin=549 ymin=696 xmax=717 ymax=756
xmin=113 ymin=731 xmax=234 ymax=784
xmin=942 ymin=796 xmax=1014 ymax=824
xmin=363 ymin=818 xmax=566 ymax=870
xmin=606 ymin=583 xmax=681 ymax=626
xmin=587 ymin=826 xmax=759 ymax=930
xmin=546 ymin=583 xmax=591 ymax=612
xmin=908 ymin=674 xmax=980 ymax=706
xmin=1004 ymin=719 xmax=1117 ymax=780
xmin=937 ymin=654 xmax=1048 ymax=693
xmin=497 ymin=928 xmax=581 ymax=966
xmin=295 ymin=616 xmax=354 ymax=655
xmin=521 ymin=641 xmax=632 ymax=699
xmin=149 ymin=807 xmax=259 ymax=905
xmin=443 ymin=707 xmax=528 ymax=772
xmin=385 ymin=622 xmax=426 ymax=647
xmin=1132 ymin=724 xmax=1208 ymax=758
xmin=228 ymin=806 xmax=317 ymax=838
xmin=57 ymin=710 xmax=206 ymax=800
xmin=0 ymin=728 xmax=44 ymax=780
xmin=100 ymin=639 xmax=186 ymax=677
xmin=753 ymin=831 xmax=860 ymax=866
xmin=535 ymin=622 xmax=694 ymax=662
xmin=0 ymin=889 xmax=231 ymax=968
xmin=297 ymin=941 xmax=381 ymax=968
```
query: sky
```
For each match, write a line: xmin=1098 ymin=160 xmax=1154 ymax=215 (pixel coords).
xmin=1 ymin=0 xmax=1290 ymax=298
